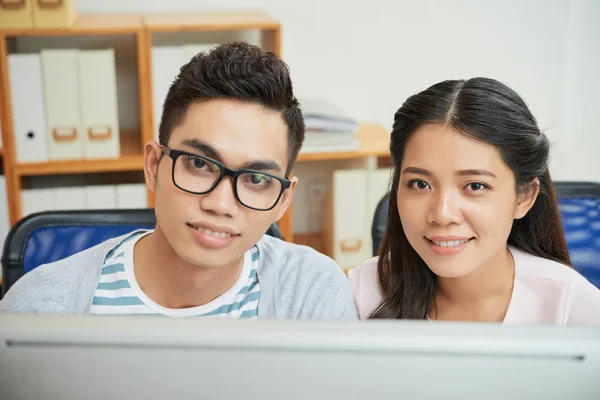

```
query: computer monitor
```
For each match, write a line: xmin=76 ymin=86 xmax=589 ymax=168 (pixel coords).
xmin=1 ymin=314 xmax=599 ymax=399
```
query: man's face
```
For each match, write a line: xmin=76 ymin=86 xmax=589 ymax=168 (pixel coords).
xmin=147 ymin=98 xmax=296 ymax=270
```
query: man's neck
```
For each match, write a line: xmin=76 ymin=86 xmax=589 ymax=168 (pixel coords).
xmin=132 ymin=228 xmax=244 ymax=309
xmin=434 ymin=246 xmax=515 ymax=322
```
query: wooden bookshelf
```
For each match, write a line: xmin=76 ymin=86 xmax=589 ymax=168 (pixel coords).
xmin=291 ymin=123 xmax=391 ymax=261
xmin=141 ymin=11 xmax=282 ymax=144
xmin=0 ymin=14 xmax=143 ymax=37
xmin=297 ymin=124 xmax=390 ymax=162
xmin=13 ymin=129 xmax=143 ymax=177
xmin=283 ymin=124 xmax=390 ymax=243
xmin=14 ymin=154 xmax=144 ymax=177
xmin=0 ymin=14 xmax=149 ymax=225
xmin=0 ymin=10 xmax=389 ymax=246
xmin=0 ymin=10 xmax=286 ymax=227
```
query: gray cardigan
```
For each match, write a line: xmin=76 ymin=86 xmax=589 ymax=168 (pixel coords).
xmin=0 ymin=233 xmax=358 ymax=320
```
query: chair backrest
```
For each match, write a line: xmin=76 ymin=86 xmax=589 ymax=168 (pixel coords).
xmin=1 ymin=209 xmax=284 ymax=297
xmin=1 ymin=209 xmax=156 ymax=297
xmin=370 ymin=182 xmax=600 ymax=289
xmin=554 ymin=181 xmax=600 ymax=289
xmin=372 ymin=193 xmax=390 ymax=257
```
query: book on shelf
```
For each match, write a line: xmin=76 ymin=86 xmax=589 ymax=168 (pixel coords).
xmin=304 ymin=116 xmax=358 ymax=133
xmin=300 ymin=141 xmax=361 ymax=154
xmin=301 ymin=132 xmax=360 ymax=154
xmin=299 ymin=98 xmax=360 ymax=154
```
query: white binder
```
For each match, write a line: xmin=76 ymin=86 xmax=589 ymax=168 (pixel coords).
xmin=32 ymin=0 xmax=76 ymax=28
xmin=78 ymin=49 xmax=120 ymax=159
xmin=53 ymin=187 xmax=86 ymax=211
xmin=116 ymin=184 xmax=148 ymax=209
xmin=8 ymin=54 xmax=49 ymax=164
xmin=329 ymin=169 xmax=369 ymax=269
xmin=0 ymin=0 xmax=33 ymax=29
xmin=21 ymin=188 xmax=55 ymax=216
xmin=41 ymin=49 xmax=83 ymax=160
xmin=85 ymin=185 xmax=117 ymax=209
xmin=151 ymin=46 xmax=183 ymax=141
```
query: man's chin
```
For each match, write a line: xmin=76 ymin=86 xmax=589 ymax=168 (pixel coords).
xmin=180 ymin=247 xmax=243 ymax=270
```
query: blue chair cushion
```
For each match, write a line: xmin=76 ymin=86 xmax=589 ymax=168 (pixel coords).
xmin=558 ymin=197 xmax=600 ymax=289
xmin=23 ymin=225 xmax=153 ymax=274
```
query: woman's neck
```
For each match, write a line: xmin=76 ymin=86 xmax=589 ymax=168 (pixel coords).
xmin=132 ymin=227 xmax=244 ymax=309
xmin=433 ymin=246 xmax=515 ymax=322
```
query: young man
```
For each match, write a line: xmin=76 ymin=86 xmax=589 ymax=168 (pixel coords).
xmin=1 ymin=42 xmax=357 ymax=320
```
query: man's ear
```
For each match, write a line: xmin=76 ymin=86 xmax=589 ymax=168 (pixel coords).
xmin=144 ymin=141 xmax=163 ymax=193
xmin=274 ymin=176 xmax=298 ymax=222
xmin=514 ymin=178 xmax=541 ymax=220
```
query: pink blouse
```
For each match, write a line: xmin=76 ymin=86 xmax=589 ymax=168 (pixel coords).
xmin=348 ymin=246 xmax=600 ymax=325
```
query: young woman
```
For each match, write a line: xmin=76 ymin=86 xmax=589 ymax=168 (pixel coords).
xmin=349 ymin=77 xmax=600 ymax=324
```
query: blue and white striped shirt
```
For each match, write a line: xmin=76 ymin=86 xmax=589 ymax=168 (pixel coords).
xmin=90 ymin=231 xmax=260 ymax=318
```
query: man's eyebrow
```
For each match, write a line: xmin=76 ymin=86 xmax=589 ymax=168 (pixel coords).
xmin=181 ymin=139 xmax=221 ymax=161
xmin=242 ymin=160 xmax=282 ymax=173
xmin=181 ymin=139 xmax=282 ymax=173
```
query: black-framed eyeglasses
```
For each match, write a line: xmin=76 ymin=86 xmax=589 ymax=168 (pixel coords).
xmin=160 ymin=145 xmax=291 ymax=211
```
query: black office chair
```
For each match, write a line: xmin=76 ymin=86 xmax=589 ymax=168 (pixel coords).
xmin=1 ymin=209 xmax=284 ymax=297
xmin=370 ymin=182 xmax=600 ymax=289
xmin=372 ymin=192 xmax=390 ymax=256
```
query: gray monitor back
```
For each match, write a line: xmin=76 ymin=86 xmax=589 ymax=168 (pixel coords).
xmin=1 ymin=315 xmax=599 ymax=400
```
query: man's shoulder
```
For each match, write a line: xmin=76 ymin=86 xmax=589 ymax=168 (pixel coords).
xmin=0 ymin=235 xmax=127 ymax=314
xmin=255 ymin=235 xmax=357 ymax=320
xmin=256 ymin=234 xmax=342 ymax=277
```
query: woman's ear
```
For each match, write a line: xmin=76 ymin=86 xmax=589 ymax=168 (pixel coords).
xmin=514 ymin=178 xmax=541 ymax=220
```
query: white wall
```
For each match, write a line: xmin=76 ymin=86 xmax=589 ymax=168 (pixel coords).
xmin=76 ymin=0 xmax=599 ymax=181
xmin=561 ymin=0 xmax=600 ymax=181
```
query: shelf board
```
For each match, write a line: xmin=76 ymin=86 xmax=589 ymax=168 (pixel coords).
xmin=2 ymin=14 xmax=143 ymax=37
xmin=15 ymin=155 xmax=144 ymax=176
xmin=144 ymin=10 xmax=280 ymax=32
xmin=297 ymin=123 xmax=391 ymax=162
xmin=14 ymin=129 xmax=144 ymax=176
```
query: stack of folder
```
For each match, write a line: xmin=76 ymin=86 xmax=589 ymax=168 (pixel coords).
xmin=300 ymin=98 xmax=360 ymax=154
xmin=8 ymin=49 xmax=121 ymax=163
xmin=0 ymin=0 xmax=76 ymax=30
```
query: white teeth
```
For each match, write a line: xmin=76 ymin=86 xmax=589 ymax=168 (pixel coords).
xmin=197 ymin=227 xmax=232 ymax=238
xmin=432 ymin=239 xmax=469 ymax=247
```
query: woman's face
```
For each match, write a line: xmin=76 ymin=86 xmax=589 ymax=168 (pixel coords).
xmin=396 ymin=123 xmax=537 ymax=278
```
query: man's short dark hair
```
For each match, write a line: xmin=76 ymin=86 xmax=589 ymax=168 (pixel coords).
xmin=158 ymin=42 xmax=304 ymax=176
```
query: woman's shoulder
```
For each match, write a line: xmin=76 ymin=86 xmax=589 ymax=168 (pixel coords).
xmin=348 ymin=257 xmax=383 ymax=319
xmin=509 ymin=246 xmax=600 ymax=325
xmin=510 ymin=245 xmax=591 ymax=284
